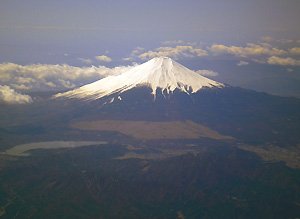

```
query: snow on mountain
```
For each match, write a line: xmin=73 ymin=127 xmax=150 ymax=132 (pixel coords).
xmin=54 ymin=57 xmax=224 ymax=101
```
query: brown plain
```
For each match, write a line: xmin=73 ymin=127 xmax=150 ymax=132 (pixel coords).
xmin=71 ymin=120 xmax=233 ymax=140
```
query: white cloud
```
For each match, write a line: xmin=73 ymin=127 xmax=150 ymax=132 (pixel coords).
xmin=196 ymin=70 xmax=219 ymax=77
xmin=95 ymin=55 xmax=112 ymax=62
xmin=267 ymin=56 xmax=300 ymax=66
xmin=139 ymin=45 xmax=208 ymax=60
xmin=237 ymin=61 xmax=249 ymax=66
xmin=210 ymin=43 xmax=286 ymax=58
xmin=0 ymin=63 xmax=133 ymax=91
xmin=0 ymin=85 xmax=32 ymax=104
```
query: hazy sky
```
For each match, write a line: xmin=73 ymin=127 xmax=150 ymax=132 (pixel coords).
xmin=0 ymin=0 xmax=300 ymax=102
xmin=1 ymin=0 xmax=299 ymax=63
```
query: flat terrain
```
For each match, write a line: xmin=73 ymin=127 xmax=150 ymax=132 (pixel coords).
xmin=71 ymin=120 xmax=234 ymax=140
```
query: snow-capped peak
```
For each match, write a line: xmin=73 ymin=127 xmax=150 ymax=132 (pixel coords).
xmin=54 ymin=57 xmax=223 ymax=100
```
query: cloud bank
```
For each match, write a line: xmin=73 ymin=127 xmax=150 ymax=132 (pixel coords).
xmin=267 ymin=56 xmax=300 ymax=66
xmin=289 ymin=47 xmax=300 ymax=55
xmin=124 ymin=40 xmax=299 ymax=68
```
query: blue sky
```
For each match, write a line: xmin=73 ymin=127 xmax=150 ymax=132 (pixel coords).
xmin=0 ymin=0 xmax=299 ymax=102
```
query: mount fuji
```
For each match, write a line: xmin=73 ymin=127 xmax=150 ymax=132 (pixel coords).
xmin=54 ymin=57 xmax=223 ymax=101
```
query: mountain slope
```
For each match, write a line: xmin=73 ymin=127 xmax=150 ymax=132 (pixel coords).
xmin=54 ymin=57 xmax=223 ymax=100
